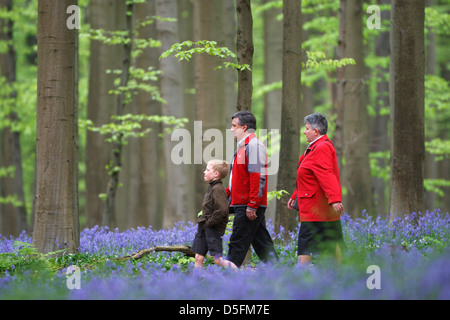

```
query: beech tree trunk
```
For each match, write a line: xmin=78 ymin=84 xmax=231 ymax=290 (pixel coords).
xmin=263 ymin=0 xmax=283 ymax=221
xmin=0 ymin=0 xmax=28 ymax=236
xmin=371 ymin=0 xmax=390 ymax=217
xmin=236 ymin=0 xmax=253 ymax=111
xmin=102 ymin=2 xmax=133 ymax=228
xmin=85 ymin=0 xmax=125 ymax=228
xmin=389 ymin=0 xmax=425 ymax=218
xmin=33 ymin=0 xmax=79 ymax=254
xmin=156 ymin=0 xmax=193 ymax=226
xmin=341 ymin=0 xmax=373 ymax=217
xmin=275 ymin=0 xmax=301 ymax=235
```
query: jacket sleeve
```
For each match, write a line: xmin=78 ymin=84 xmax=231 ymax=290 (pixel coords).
xmin=247 ymin=140 xmax=267 ymax=210
xmin=291 ymin=189 xmax=298 ymax=200
xmin=310 ymin=145 xmax=342 ymax=204
xmin=205 ymin=187 xmax=229 ymax=227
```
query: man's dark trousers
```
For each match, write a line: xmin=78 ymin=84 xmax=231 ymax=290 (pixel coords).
xmin=227 ymin=206 xmax=278 ymax=268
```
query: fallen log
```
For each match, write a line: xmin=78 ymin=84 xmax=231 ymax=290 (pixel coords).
xmin=119 ymin=245 xmax=196 ymax=261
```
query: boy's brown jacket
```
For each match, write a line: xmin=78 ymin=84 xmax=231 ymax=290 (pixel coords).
xmin=198 ymin=180 xmax=229 ymax=234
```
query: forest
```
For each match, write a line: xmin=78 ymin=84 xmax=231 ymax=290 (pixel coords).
xmin=0 ymin=0 xmax=449 ymax=259
xmin=0 ymin=0 xmax=449 ymax=301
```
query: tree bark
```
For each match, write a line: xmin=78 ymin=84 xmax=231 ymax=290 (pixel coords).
xmin=33 ymin=0 xmax=79 ymax=254
xmin=236 ymin=0 xmax=253 ymax=111
xmin=371 ymin=0 xmax=390 ymax=217
xmin=192 ymin=0 xmax=226 ymax=213
xmin=389 ymin=0 xmax=425 ymax=218
xmin=85 ymin=0 xmax=125 ymax=228
xmin=275 ymin=0 xmax=301 ymax=235
xmin=341 ymin=0 xmax=373 ymax=217
xmin=133 ymin=0 xmax=164 ymax=229
xmin=102 ymin=2 xmax=134 ymax=228
xmin=263 ymin=0 xmax=283 ymax=222
xmin=156 ymin=0 xmax=194 ymax=227
xmin=0 ymin=0 xmax=28 ymax=236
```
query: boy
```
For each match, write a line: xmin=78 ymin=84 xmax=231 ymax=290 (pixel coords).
xmin=192 ymin=159 xmax=237 ymax=269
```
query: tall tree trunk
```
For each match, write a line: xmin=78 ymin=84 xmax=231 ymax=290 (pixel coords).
xmin=177 ymin=0 xmax=196 ymax=226
xmin=371 ymin=0 xmax=390 ymax=217
xmin=389 ymin=0 xmax=425 ymax=218
xmin=135 ymin=0 xmax=164 ymax=229
xmin=192 ymin=0 xmax=224 ymax=213
xmin=33 ymin=0 xmax=79 ymax=254
xmin=85 ymin=0 xmax=125 ymax=228
xmin=156 ymin=0 xmax=193 ymax=227
xmin=263 ymin=0 xmax=282 ymax=222
xmin=275 ymin=0 xmax=301 ymax=235
xmin=0 ymin=0 xmax=28 ymax=236
xmin=341 ymin=0 xmax=372 ymax=217
xmin=424 ymin=0 xmax=438 ymax=211
xmin=335 ymin=0 xmax=346 ymax=170
xmin=102 ymin=1 xmax=133 ymax=228
xmin=235 ymin=0 xmax=253 ymax=111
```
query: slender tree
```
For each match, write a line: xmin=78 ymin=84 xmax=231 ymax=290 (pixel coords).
xmin=236 ymin=0 xmax=253 ymax=111
xmin=389 ymin=0 xmax=425 ymax=218
xmin=156 ymin=0 xmax=193 ymax=226
xmin=0 ymin=0 xmax=27 ymax=236
xmin=341 ymin=0 xmax=373 ymax=217
xmin=371 ymin=0 xmax=390 ymax=216
xmin=85 ymin=0 xmax=125 ymax=228
xmin=33 ymin=0 xmax=79 ymax=254
xmin=275 ymin=0 xmax=301 ymax=235
xmin=102 ymin=1 xmax=134 ymax=227
xmin=263 ymin=0 xmax=283 ymax=221
xmin=130 ymin=0 xmax=164 ymax=229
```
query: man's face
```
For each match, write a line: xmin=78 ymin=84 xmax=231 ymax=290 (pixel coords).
xmin=304 ymin=122 xmax=319 ymax=143
xmin=230 ymin=117 xmax=247 ymax=141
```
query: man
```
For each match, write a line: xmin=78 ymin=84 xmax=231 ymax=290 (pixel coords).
xmin=287 ymin=112 xmax=345 ymax=265
xmin=226 ymin=111 xmax=278 ymax=268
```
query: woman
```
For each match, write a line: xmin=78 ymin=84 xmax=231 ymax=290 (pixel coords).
xmin=287 ymin=113 xmax=345 ymax=265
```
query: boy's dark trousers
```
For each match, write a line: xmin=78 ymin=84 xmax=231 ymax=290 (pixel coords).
xmin=226 ymin=206 xmax=278 ymax=268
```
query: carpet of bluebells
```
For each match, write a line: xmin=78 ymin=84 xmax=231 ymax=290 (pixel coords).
xmin=0 ymin=209 xmax=449 ymax=300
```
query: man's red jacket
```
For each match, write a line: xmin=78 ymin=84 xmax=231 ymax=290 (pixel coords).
xmin=290 ymin=135 xmax=342 ymax=222
xmin=226 ymin=133 xmax=268 ymax=211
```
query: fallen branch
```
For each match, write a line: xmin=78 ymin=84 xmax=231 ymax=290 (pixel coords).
xmin=119 ymin=245 xmax=196 ymax=261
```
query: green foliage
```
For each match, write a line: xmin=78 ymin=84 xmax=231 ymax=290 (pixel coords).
xmin=424 ymin=179 xmax=450 ymax=197
xmin=81 ymin=114 xmax=188 ymax=146
xmin=426 ymin=138 xmax=450 ymax=161
xmin=369 ymin=151 xmax=390 ymax=183
xmin=303 ymin=51 xmax=356 ymax=70
xmin=0 ymin=241 xmax=65 ymax=276
xmin=267 ymin=190 xmax=289 ymax=202
xmin=107 ymin=67 xmax=163 ymax=104
xmin=159 ymin=40 xmax=251 ymax=71
xmin=426 ymin=75 xmax=450 ymax=112
xmin=425 ymin=7 xmax=450 ymax=36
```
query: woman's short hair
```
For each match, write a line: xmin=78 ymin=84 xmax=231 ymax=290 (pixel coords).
xmin=304 ymin=112 xmax=328 ymax=135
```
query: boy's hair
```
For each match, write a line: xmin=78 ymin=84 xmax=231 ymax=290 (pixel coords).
xmin=207 ymin=159 xmax=229 ymax=180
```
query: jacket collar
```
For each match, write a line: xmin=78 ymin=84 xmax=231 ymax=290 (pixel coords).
xmin=209 ymin=179 xmax=223 ymax=187
xmin=237 ymin=132 xmax=256 ymax=147
xmin=305 ymin=134 xmax=330 ymax=153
